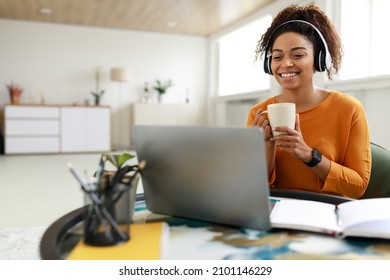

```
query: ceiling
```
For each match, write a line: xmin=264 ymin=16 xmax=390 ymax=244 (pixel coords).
xmin=0 ymin=0 xmax=274 ymax=36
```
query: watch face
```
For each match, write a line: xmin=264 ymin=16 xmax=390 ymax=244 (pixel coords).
xmin=313 ymin=149 xmax=322 ymax=162
xmin=304 ymin=149 xmax=322 ymax=167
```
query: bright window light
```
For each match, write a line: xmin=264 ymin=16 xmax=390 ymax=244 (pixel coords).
xmin=217 ymin=15 xmax=272 ymax=96
xmin=339 ymin=0 xmax=390 ymax=80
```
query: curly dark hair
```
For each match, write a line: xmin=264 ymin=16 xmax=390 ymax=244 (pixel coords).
xmin=255 ymin=4 xmax=342 ymax=80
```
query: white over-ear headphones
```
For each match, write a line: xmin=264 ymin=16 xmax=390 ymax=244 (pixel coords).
xmin=263 ymin=20 xmax=332 ymax=75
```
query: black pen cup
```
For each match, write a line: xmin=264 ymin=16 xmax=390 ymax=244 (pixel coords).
xmin=83 ymin=172 xmax=139 ymax=246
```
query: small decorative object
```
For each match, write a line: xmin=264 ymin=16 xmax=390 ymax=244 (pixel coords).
xmin=185 ymin=88 xmax=190 ymax=103
xmin=91 ymin=66 xmax=105 ymax=106
xmin=6 ymin=82 xmax=23 ymax=105
xmin=153 ymin=79 xmax=173 ymax=103
xmin=38 ymin=92 xmax=45 ymax=105
xmin=141 ymin=82 xmax=151 ymax=103
xmin=67 ymin=152 xmax=145 ymax=246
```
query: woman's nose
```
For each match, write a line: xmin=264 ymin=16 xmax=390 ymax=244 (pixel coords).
xmin=281 ymin=59 xmax=293 ymax=68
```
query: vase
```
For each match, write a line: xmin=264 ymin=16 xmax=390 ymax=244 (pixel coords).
xmin=94 ymin=95 xmax=100 ymax=106
xmin=157 ymin=93 xmax=165 ymax=103
xmin=9 ymin=89 xmax=22 ymax=105
xmin=11 ymin=94 xmax=21 ymax=105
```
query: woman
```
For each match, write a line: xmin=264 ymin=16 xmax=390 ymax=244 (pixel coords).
xmin=247 ymin=4 xmax=371 ymax=198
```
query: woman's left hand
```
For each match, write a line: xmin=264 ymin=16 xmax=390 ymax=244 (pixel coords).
xmin=271 ymin=114 xmax=312 ymax=162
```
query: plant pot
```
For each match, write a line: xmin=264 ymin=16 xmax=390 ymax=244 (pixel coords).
xmin=157 ymin=93 xmax=163 ymax=103
xmin=9 ymin=89 xmax=22 ymax=105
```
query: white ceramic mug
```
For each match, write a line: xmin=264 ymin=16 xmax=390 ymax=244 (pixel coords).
xmin=261 ymin=103 xmax=296 ymax=136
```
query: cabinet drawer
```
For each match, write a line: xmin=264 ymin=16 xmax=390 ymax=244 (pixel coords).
xmin=5 ymin=137 xmax=60 ymax=154
xmin=5 ymin=120 xmax=60 ymax=136
xmin=5 ymin=106 xmax=60 ymax=119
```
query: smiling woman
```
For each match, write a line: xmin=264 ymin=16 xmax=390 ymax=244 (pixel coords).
xmin=247 ymin=4 xmax=371 ymax=199
xmin=269 ymin=32 xmax=316 ymax=92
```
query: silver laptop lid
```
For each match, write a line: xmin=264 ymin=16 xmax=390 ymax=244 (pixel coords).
xmin=133 ymin=125 xmax=271 ymax=230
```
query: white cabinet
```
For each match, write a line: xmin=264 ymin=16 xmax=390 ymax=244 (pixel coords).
xmin=4 ymin=105 xmax=111 ymax=154
xmin=132 ymin=103 xmax=203 ymax=126
xmin=61 ymin=107 xmax=111 ymax=153
xmin=131 ymin=103 xmax=204 ymax=146
xmin=4 ymin=105 xmax=60 ymax=154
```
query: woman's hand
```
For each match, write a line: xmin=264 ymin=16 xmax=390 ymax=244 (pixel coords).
xmin=271 ymin=114 xmax=312 ymax=162
xmin=251 ymin=108 xmax=273 ymax=142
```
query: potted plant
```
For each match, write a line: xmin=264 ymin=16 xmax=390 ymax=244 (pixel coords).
xmin=152 ymin=79 xmax=173 ymax=103
xmin=91 ymin=66 xmax=105 ymax=106
xmin=101 ymin=152 xmax=144 ymax=187
xmin=6 ymin=82 xmax=23 ymax=105
xmin=98 ymin=151 xmax=145 ymax=220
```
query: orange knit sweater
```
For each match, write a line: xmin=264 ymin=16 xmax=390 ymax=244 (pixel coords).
xmin=246 ymin=91 xmax=371 ymax=198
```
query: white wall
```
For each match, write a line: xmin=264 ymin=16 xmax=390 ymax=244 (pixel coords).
xmin=0 ymin=19 xmax=208 ymax=150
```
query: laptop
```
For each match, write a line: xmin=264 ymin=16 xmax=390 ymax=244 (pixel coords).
xmin=132 ymin=125 xmax=272 ymax=230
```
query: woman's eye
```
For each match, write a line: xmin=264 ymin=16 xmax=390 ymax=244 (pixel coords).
xmin=293 ymin=53 xmax=304 ymax=58
xmin=273 ymin=56 xmax=282 ymax=60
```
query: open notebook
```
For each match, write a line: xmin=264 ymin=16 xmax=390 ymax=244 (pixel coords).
xmin=133 ymin=125 xmax=272 ymax=231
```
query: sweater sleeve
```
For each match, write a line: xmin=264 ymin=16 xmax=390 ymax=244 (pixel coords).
xmin=321 ymin=104 xmax=371 ymax=198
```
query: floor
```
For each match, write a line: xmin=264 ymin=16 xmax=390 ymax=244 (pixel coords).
xmin=0 ymin=151 xmax=141 ymax=230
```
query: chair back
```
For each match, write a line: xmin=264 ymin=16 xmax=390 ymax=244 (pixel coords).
xmin=361 ymin=143 xmax=390 ymax=198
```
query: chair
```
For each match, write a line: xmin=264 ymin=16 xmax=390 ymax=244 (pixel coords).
xmin=271 ymin=142 xmax=390 ymax=203
xmin=361 ymin=142 xmax=390 ymax=198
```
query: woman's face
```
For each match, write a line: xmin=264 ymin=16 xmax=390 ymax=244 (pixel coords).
xmin=270 ymin=32 xmax=315 ymax=90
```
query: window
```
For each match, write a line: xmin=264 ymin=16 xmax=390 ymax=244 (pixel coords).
xmin=339 ymin=0 xmax=390 ymax=80
xmin=216 ymin=15 xmax=272 ymax=96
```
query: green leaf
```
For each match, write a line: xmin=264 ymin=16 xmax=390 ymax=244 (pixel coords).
xmin=102 ymin=154 xmax=116 ymax=166
xmin=101 ymin=152 xmax=135 ymax=169
xmin=117 ymin=153 xmax=135 ymax=168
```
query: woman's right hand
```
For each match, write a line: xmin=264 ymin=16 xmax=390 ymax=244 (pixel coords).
xmin=251 ymin=108 xmax=273 ymax=142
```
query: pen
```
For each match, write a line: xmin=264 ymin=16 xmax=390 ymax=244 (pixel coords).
xmin=67 ymin=162 xmax=127 ymax=240
xmin=67 ymin=162 xmax=100 ymax=205
xmin=334 ymin=205 xmax=342 ymax=227
xmin=95 ymin=154 xmax=106 ymax=192
xmin=84 ymin=170 xmax=113 ymax=240
xmin=67 ymin=163 xmax=112 ymax=239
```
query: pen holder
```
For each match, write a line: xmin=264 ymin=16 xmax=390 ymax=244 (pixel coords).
xmin=83 ymin=171 xmax=140 ymax=246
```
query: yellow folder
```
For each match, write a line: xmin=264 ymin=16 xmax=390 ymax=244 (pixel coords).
xmin=66 ymin=222 xmax=169 ymax=260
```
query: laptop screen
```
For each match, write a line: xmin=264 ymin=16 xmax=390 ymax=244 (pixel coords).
xmin=133 ymin=125 xmax=271 ymax=230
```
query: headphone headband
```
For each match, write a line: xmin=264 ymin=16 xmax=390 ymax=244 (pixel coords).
xmin=263 ymin=19 xmax=332 ymax=75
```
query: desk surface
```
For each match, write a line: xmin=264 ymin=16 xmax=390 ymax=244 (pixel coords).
xmin=40 ymin=199 xmax=390 ymax=260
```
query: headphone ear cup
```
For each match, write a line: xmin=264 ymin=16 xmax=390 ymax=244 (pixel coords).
xmin=324 ymin=50 xmax=332 ymax=70
xmin=316 ymin=50 xmax=324 ymax=72
xmin=264 ymin=55 xmax=273 ymax=75
xmin=317 ymin=50 xmax=331 ymax=72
